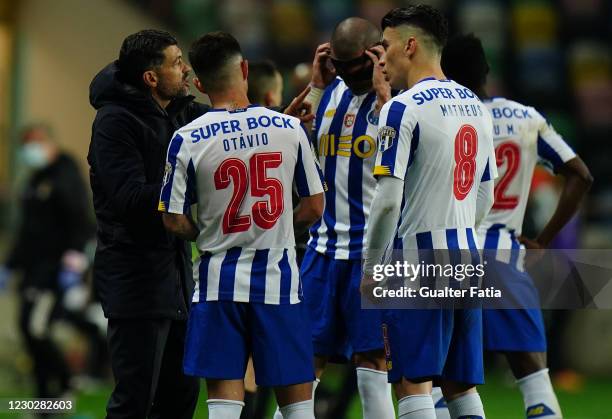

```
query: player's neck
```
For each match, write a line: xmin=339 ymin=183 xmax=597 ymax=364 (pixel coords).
xmin=209 ymin=90 xmax=250 ymax=111
xmin=406 ymin=63 xmax=445 ymax=89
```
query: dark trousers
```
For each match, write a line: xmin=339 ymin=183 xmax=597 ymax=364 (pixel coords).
xmin=106 ymin=318 xmax=199 ymax=419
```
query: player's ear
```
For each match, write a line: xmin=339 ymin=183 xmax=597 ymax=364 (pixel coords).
xmin=241 ymin=59 xmax=249 ymax=81
xmin=142 ymin=70 xmax=158 ymax=89
xmin=193 ymin=77 xmax=206 ymax=94
xmin=404 ymin=37 xmax=416 ymax=58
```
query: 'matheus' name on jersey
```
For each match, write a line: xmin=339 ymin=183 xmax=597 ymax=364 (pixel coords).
xmin=410 ymin=84 xmax=485 ymax=118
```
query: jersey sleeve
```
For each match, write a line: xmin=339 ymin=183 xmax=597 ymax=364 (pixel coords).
xmin=373 ymin=100 xmax=416 ymax=180
xmin=294 ymin=124 xmax=326 ymax=197
xmin=534 ymin=110 xmax=576 ymax=173
xmin=158 ymin=133 xmax=197 ymax=214
xmin=480 ymin=119 xmax=498 ymax=182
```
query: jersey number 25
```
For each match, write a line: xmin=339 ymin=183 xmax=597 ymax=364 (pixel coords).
xmin=214 ymin=152 xmax=284 ymax=234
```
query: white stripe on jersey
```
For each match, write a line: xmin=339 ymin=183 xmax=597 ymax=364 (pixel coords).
xmin=308 ymin=77 xmax=379 ymax=260
xmin=476 ymin=97 xmax=575 ymax=266
xmin=160 ymin=105 xmax=324 ymax=304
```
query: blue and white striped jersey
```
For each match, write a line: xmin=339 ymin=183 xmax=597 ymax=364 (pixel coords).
xmin=477 ymin=97 xmax=576 ymax=266
xmin=375 ymin=78 xmax=496 ymax=250
xmin=159 ymin=105 xmax=324 ymax=304
xmin=308 ymin=78 xmax=380 ymax=259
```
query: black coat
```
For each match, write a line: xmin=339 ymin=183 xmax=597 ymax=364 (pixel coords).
xmin=7 ymin=154 xmax=93 ymax=290
xmin=88 ymin=62 xmax=209 ymax=319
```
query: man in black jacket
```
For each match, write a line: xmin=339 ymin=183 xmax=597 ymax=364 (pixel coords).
xmin=1 ymin=123 xmax=93 ymax=398
xmin=88 ymin=30 xmax=207 ymax=419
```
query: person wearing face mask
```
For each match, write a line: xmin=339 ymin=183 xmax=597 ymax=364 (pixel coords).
xmin=0 ymin=123 xmax=94 ymax=398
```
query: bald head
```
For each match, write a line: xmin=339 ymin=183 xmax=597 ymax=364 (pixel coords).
xmin=331 ymin=17 xmax=380 ymax=60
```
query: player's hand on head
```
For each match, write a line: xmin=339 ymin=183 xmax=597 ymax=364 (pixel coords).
xmin=311 ymin=42 xmax=336 ymax=89
xmin=365 ymin=45 xmax=391 ymax=113
xmin=284 ymin=85 xmax=315 ymax=124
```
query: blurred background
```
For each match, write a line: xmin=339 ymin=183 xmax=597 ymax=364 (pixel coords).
xmin=0 ymin=0 xmax=611 ymax=418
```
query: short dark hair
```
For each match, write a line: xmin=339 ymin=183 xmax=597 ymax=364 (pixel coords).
xmin=247 ymin=60 xmax=279 ymax=104
xmin=189 ymin=31 xmax=242 ymax=92
xmin=118 ymin=29 xmax=177 ymax=89
xmin=441 ymin=34 xmax=489 ymax=93
xmin=381 ymin=6 xmax=448 ymax=50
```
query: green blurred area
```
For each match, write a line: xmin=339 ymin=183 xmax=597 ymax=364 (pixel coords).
xmin=1 ymin=369 xmax=611 ymax=419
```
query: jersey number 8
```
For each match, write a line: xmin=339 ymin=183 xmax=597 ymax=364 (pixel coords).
xmin=453 ymin=124 xmax=478 ymax=200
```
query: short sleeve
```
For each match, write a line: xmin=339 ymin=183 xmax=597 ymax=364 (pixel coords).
xmin=294 ymin=124 xmax=326 ymax=197
xmin=373 ymin=100 xmax=416 ymax=180
xmin=481 ymin=119 xmax=498 ymax=182
xmin=158 ymin=133 xmax=197 ymax=214
xmin=534 ymin=110 xmax=576 ymax=173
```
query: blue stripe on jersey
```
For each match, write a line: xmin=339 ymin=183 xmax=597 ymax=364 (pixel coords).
xmin=466 ymin=229 xmax=481 ymax=288
xmin=483 ymin=224 xmax=503 ymax=250
xmin=160 ymin=134 xmax=184 ymax=208
xmin=446 ymin=229 xmax=461 ymax=288
xmin=407 ymin=123 xmax=420 ymax=168
xmin=198 ymin=252 xmax=212 ymax=301
xmin=481 ymin=158 xmax=491 ymax=182
xmin=184 ymin=158 xmax=197 ymax=213
xmin=537 ymin=135 xmax=563 ymax=172
xmin=323 ymin=88 xmax=354 ymax=256
xmin=219 ymin=247 xmax=242 ymax=298
xmin=249 ymin=249 xmax=269 ymax=303
xmin=416 ymin=231 xmax=435 ymax=289
xmin=347 ymin=92 xmax=377 ymax=259
xmin=509 ymin=230 xmax=520 ymax=267
xmin=309 ymin=79 xmax=341 ymax=248
xmin=278 ymin=249 xmax=292 ymax=304
xmin=295 ymin=142 xmax=311 ymax=197
xmin=380 ymin=101 xmax=407 ymax=170
xmin=313 ymin=78 xmax=342 ymax=146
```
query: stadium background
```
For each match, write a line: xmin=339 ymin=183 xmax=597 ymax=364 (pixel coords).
xmin=0 ymin=0 xmax=610 ymax=417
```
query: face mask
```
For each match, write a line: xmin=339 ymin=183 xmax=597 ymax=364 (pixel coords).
xmin=20 ymin=142 xmax=49 ymax=169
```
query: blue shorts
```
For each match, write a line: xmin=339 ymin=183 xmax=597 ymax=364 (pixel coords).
xmin=482 ymin=259 xmax=547 ymax=352
xmin=183 ymin=301 xmax=315 ymax=387
xmin=383 ymin=308 xmax=484 ymax=385
xmin=301 ymin=247 xmax=384 ymax=361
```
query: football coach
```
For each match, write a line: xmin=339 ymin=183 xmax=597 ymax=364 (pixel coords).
xmin=88 ymin=30 xmax=206 ymax=419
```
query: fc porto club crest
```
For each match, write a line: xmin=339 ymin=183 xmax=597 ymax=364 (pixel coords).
xmin=344 ymin=113 xmax=355 ymax=128
xmin=378 ymin=126 xmax=396 ymax=152
xmin=367 ymin=109 xmax=379 ymax=125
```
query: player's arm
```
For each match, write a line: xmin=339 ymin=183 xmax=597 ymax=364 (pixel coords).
xmin=293 ymin=125 xmax=326 ymax=235
xmin=476 ymin=136 xmax=498 ymax=227
xmin=522 ymin=116 xmax=593 ymax=248
xmin=294 ymin=194 xmax=324 ymax=236
xmin=363 ymin=176 xmax=403 ymax=275
xmin=527 ymin=157 xmax=593 ymax=248
xmin=159 ymin=133 xmax=199 ymax=241
xmin=162 ymin=214 xmax=199 ymax=241
xmin=363 ymin=100 xmax=413 ymax=280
